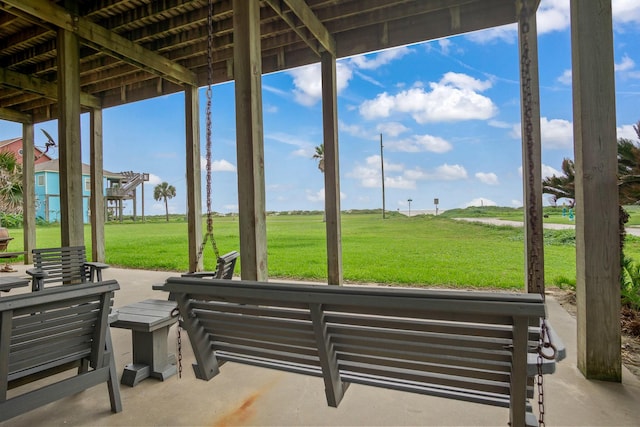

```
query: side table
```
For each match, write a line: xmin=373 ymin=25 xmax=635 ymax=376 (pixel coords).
xmin=110 ymin=299 xmax=178 ymax=386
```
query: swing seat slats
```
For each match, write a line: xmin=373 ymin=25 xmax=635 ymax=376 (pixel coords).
xmin=155 ymin=278 xmax=564 ymax=427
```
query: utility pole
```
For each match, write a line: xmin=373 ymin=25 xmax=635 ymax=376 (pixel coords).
xmin=408 ymin=198 xmax=412 ymax=217
xmin=380 ymin=133 xmax=386 ymax=219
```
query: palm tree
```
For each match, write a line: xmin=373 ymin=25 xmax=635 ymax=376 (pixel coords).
xmin=542 ymin=158 xmax=576 ymax=208
xmin=0 ymin=151 xmax=23 ymax=217
xmin=313 ymin=144 xmax=325 ymax=173
xmin=153 ymin=182 xmax=176 ymax=222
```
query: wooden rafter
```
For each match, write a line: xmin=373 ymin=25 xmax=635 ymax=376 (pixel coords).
xmin=280 ymin=0 xmax=336 ymax=55
xmin=0 ymin=67 xmax=101 ymax=109
xmin=3 ymin=0 xmax=197 ymax=86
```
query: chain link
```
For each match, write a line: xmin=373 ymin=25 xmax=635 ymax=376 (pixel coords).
xmin=171 ymin=307 xmax=183 ymax=379
xmin=519 ymin=2 xmax=549 ymax=426
xmin=196 ymin=0 xmax=220 ymax=266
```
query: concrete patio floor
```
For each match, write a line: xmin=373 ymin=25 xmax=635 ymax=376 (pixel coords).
xmin=1 ymin=264 xmax=640 ymax=426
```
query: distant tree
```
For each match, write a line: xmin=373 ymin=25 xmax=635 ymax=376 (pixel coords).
xmin=153 ymin=182 xmax=176 ymax=222
xmin=313 ymin=144 xmax=325 ymax=173
xmin=0 ymin=151 xmax=23 ymax=216
xmin=618 ymin=121 xmax=640 ymax=204
xmin=542 ymin=158 xmax=576 ymax=208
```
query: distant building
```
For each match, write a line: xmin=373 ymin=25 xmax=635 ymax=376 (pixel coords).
xmin=34 ymin=159 xmax=123 ymax=223
xmin=0 ymin=137 xmax=53 ymax=164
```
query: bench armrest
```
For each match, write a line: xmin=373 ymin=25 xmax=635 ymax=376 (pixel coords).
xmin=85 ymin=262 xmax=109 ymax=282
xmin=526 ymin=321 xmax=566 ymax=376
xmin=26 ymin=268 xmax=48 ymax=279
xmin=182 ymin=271 xmax=220 ymax=279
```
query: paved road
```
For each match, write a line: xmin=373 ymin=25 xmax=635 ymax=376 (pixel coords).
xmin=454 ymin=217 xmax=640 ymax=237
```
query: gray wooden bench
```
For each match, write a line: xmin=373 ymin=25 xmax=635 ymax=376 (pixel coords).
xmin=182 ymin=250 xmax=239 ymax=279
xmin=155 ymin=278 xmax=564 ymax=427
xmin=0 ymin=280 xmax=122 ymax=422
xmin=26 ymin=246 xmax=109 ymax=291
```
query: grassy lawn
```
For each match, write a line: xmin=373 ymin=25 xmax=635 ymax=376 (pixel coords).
xmin=2 ymin=212 xmax=606 ymax=290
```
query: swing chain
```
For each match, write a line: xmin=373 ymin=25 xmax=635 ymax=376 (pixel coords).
xmin=519 ymin=2 xmax=553 ymax=426
xmin=171 ymin=307 xmax=183 ymax=379
xmin=197 ymin=0 xmax=220 ymax=265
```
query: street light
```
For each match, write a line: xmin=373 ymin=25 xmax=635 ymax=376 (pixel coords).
xmin=408 ymin=198 xmax=412 ymax=217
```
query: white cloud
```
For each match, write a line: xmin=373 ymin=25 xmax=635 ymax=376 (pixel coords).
xmin=289 ymin=62 xmax=353 ymax=106
xmin=612 ymin=0 xmax=640 ymax=25
xmin=476 ymin=172 xmax=499 ymax=185
xmin=384 ymin=176 xmax=416 ymax=189
xmin=512 ymin=200 xmax=523 ymax=208
xmin=366 ymin=155 xmax=403 ymax=172
xmin=557 ymin=69 xmax=572 ymax=85
xmin=359 ymin=72 xmax=496 ymax=124
xmin=537 ymin=0 xmax=571 ymax=34
xmin=511 ymin=117 xmax=574 ymax=149
xmin=266 ymin=132 xmax=316 ymax=157
xmin=350 ymin=46 xmax=412 ymax=70
xmin=223 ymin=204 xmax=238 ymax=212
xmin=616 ymin=55 xmax=635 ymax=72
xmin=306 ymin=188 xmax=346 ymax=203
xmin=463 ymin=198 xmax=497 ymax=208
xmin=146 ymin=173 xmax=162 ymax=185
xmin=264 ymin=104 xmax=278 ymax=114
xmin=406 ymin=164 xmax=468 ymax=181
xmin=542 ymin=164 xmax=561 ymax=179
xmin=438 ymin=39 xmax=451 ymax=55
xmin=467 ymin=24 xmax=517 ymax=44
xmin=386 ymin=134 xmax=453 ymax=153
xmin=618 ymin=124 xmax=639 ymax=140
xmin=489 ymin=120 xmax=512 ymax=129
xmin=376 ymin=122 xmax=409 ymax=137
xmin=211 ymin=159 xmax=236 ymax=172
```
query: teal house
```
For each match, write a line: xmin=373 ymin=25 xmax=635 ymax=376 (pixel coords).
xmin=34 ymin=159 xmax=121 ymax=223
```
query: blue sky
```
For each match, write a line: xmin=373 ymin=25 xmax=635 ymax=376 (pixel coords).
xmin=1 ymin=0 xmax=640 ymax=216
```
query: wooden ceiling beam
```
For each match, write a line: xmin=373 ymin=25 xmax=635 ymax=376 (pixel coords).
xmin=0 ymin=106 xmax=32 ymax=123
xmin=3 ymin=0 xmax=197 ymax=86
xmin=280 ymin=0 xmax=335 ymax=55
xmin=0 ymin=66 xmax=101 ymax=109
xmin=264 ymin=0 xmax=321 ymax=57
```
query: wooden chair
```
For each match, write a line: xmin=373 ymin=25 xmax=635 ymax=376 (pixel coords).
xmin=0 ymin=281 xmax=122 ymax=422
xmin=26 ymin=246 xmax=109 ymax=291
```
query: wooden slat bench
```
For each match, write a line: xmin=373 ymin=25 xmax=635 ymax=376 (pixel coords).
xmin=182 ymin=250 xmax=239 ymax=279
xmin=0 ymin=280 xmax=122 ymax=422
xmin=155 ymin=278 xmax=564 ymax=427
xmin=26 ymin=246 xmax=109 ymax=291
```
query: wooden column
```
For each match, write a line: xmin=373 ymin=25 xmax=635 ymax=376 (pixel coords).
xmin=571 ymin=0 xmax=621 ymax=381
xmin=90 ymin=108 xmax=105 ymax=262
xmin=321 ymin=51 xmax=343 ymax=285
xmin=233 ymin=0 xmax=268 ymax=281
xmin=22 ymin=122 xmax=35 ymax=263
xmin=57 ymin=28 xmax=84 ymax=247
xmin=185 ymin=85 xmax=203 ymax=272
xmin=518 ymin=2 xmax=544 ymax=294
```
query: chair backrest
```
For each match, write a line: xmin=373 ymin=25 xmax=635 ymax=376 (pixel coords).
xmin=32 ymin=246 xmax=89 ymax=286
xmin=215 ymin=251 xmax=239 ymax=279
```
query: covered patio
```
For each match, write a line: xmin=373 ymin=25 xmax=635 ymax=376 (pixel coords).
xmin=1 ymin=265 xmax=639 ymax=426
xmin=0 ymin=0 xmax=622 ymax=394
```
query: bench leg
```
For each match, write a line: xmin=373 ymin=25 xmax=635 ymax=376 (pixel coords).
xmin=121 ymin=327 xmax=176 ymax=387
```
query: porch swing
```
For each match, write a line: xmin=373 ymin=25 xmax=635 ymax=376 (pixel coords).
xmin=156 ymin=1 xmax=564 ymax=426
xmin=182 ymin=0 xmax=238 ymax=279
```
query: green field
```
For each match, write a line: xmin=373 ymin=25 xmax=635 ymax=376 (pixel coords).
xmin=6 ymin=210 xmax=636 ymax=291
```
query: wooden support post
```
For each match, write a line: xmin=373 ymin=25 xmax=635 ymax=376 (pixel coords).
xmin=185 ymin=85 xmax=203 ymax=272
xmin=518 ymin=2 xmax=544 ymax=294
xmin=321 ymin=51 xmax=343 ymax=286
xmin=90 ymin=108 xmax=106 ymax=263
xmin=571 ymin=0 xmax=621 ymax=381
xmin=57 ymin=27 xmax=84 ymax=247
xmin=21 ymin=122 xmax=35 ymax=264
xmin=234 ymin=0 xmax=268 ymax=281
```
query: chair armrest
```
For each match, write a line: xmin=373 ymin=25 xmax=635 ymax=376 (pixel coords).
xmin=85 ymin=261 xmax=109 ymax=270
xmin=85 ymin=262 xmax=109 ymax=282
xmin=26 ymin=268 xmax=48 ymax=279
